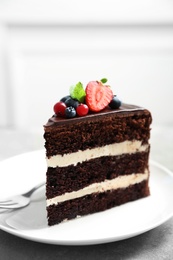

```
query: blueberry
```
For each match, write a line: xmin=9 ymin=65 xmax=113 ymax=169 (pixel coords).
xmin=109 ymin=96 xmax=122 ymax=109
xmin=65 ymin=97 xmax=79 ymax=109
xmin=60 ymin=95 xmax=71 ymax=103
xmin=65 ymin=106 xmax=76 ymax=118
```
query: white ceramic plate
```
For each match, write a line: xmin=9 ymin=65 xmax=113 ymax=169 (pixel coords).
xmin=0 ymin=150 xmax=173 ymax=245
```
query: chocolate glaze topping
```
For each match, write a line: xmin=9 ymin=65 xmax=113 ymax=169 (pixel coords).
xmin=44 ymin=103 xmax=150 ymax=128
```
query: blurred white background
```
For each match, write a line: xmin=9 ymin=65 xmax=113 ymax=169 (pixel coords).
xmin=0 ymin=0 xmax=173 ymax=163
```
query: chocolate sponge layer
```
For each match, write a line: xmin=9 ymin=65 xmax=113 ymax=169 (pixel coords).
xmin=44 ymin=106 xmax=152 ymax=157
xmin=47 ymin=180 xmax=150 ymax=226
xmin=46 ymin=151 xmax=150 ymax=198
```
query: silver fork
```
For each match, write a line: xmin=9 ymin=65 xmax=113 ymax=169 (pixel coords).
xmin=0 ymin=182 xmax=45 ymax=209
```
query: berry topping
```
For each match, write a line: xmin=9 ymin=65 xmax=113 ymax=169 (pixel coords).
xmin=65 ymin=97 xmax=79 ymax=108
xmin=53 ymin=78 xmax=121 ymax=119
xmin=76 ymin=104 xmax=89 ymax=117
xmin=85 ymin=80 xmax=113 ymax=112
xmin=109 ymin=96 xmax=122 ymax=109
xmin=65 ymin=106 xmax=76 ymax=118
xmin=70 ymin=82 xmax=86 ymax=103
xmin=53 ymin=101 xmax=67 ymax=116
xmin=60 ymin=95 xmax=71 ymax=103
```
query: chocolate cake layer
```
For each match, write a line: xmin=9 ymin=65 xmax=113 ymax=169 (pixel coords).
xmin=47 ymin=180 xmax=150 ymax=226
xmin=46 ymin=151 xmax=150 ymax=198
xmin=44 ymin=102 xmax=152 ymax=227
xmin=44 ymin=104 xmax=152 ymax=157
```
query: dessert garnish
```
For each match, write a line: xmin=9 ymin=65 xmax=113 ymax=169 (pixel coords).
xmin=65 ymin=106 xmax=76 ymax=118
xmin=53 ymin=101 xmax=67 ymax=116
xmin=53 ymin=78 xmax=121 ymax=118
xmin=76 ymin=103 xmax=89 ymax=117
xmin=85 ymin=79 xmax=113 ymax=112
xmin=109 ymin=95 xmax=122 ymax=109
xmin=70 ymin=82 xmax=86 ymax=103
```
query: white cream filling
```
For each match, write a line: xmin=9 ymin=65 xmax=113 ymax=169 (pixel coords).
xmin=46 ymin=170 xmax=149 ymax=206
xmin=46 ymin=140 xmax=149 ymax=168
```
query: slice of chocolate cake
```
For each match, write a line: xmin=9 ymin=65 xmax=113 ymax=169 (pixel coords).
xmin=44 ymin=79 xmax=152 ymax=226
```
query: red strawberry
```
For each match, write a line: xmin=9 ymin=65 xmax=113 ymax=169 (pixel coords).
xmin=85 ymin=81 xmax=113 ymax=112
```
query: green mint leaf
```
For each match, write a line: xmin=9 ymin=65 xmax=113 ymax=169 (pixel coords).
xmin=70 ymin=82 xmax=86 ymax=103
xmin=100 ymin=78 xmax=108 ymax=84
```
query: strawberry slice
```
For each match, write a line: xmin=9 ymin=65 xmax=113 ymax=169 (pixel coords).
xmin=85 ymin=81 xmax=113 ymax=112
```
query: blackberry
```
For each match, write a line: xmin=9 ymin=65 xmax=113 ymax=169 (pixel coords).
xmin=60 ymin=95 xmax=71 ymax=103
xmin=65 ymin=97 xmax=79 ymax=109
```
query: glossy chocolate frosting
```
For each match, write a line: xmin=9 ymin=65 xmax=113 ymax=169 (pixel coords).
xmin=44 ymin=103 xmax=150 ymax=128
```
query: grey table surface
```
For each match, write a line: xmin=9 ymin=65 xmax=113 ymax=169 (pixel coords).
xmin=0 ymin=126 xmax=173 ymax=260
